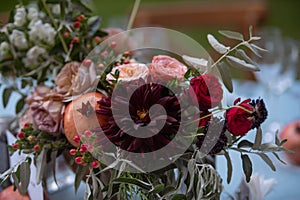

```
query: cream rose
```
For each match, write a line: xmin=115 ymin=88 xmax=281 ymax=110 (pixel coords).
xmin=14 ymin=7 xmax=27 ymax=27
xmin=9 ymin=30 xmax=28 ymax=50
xmin=149 ymin=55 xmax=187 ymax=82
xmin=106 ymin=63 xmax=149 ymax=83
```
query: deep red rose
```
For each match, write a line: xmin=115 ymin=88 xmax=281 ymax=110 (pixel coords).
xmin=189 ymin=74 xmax=223 ymax=110
xmin=226 ymin=98 xmax=255 ymax=136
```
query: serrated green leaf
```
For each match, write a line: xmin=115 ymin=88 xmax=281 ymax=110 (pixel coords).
xmin=256 ymin=153 xmax=276 ymax=171
xmin=16 ymin=98 xmax=25 ymax=114
xmin=75 ymin=165 xmax=87 ymax=193
xmin=272 ymin=152 xmax=286 ymax=164
xmin=241 ymin=154 xmax=252 ymax=182
xmin=226 ymin=56 xmax=260 ymax=71
xmin=224 ymin=151 xmax=233 ymax=184
xmin=172 ymin=194 xmax=187 ymax=200
xmin=19 ymin=161 xmax=30 ymax=195
xmin=217 ymin=62 xmax=233 ymax=93
xmin=207 ymin=34 xmax=229 ymax=54
xmin=219 ymin=30 xmax=244 ymax=41
xmin=237 ymin=140 xmax=253 ymax=148
xmin=113 ymin=177 xmax=152 ymax=191
xmin=2 ymin=87 xmax=13 ymax=108
xmin=253 ymin=127 xmax=262 ymax=150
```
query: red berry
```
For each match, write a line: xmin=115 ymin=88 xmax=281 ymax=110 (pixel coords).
xmin=23 ymin=122 xmax=30 ymax=128
xmin=17 ymin=132 xmax=25 ymax=139
xmin=12 ymin=143 xmax=19 ymax=150
xmin=123 ymin=59 xmax=130 ymax=64
xmin=69 ymin=149 xmax=76 ymax=156
xmin=64 ymin=32 xmax=69 ymax=38
xmin=74 ymin=21 xmax=81 ymax=28
xmin=82 ymin=59 xmax=92 ymax=67
xmin=110 ymin=41 xmax=117 ymax=49
xmin=79 ymin=14 xmax=85 ymax=21
xmin=84 ymin=129 xmax=92 ymax=137
xmin=91 ymin=160 xmax=100 ymax=168
xmin=34 ymin=145 xmax=40 ymax=151
xmin=124 ymin=51 xmax=130 ymax=57
xmin=72 ymin=37 xmax=79 ymax=43
xmin=75 ymin=156 xmax=82 ymax=164
xmin=73 ymin=135 xmax=81 ymax=143
xmin=80 ymin=144 xmax=88 ymax=154
xmin=94 ymin=36 xmax=101 ymax=43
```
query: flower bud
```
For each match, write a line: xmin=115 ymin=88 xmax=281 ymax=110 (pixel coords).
xmin=69 ymin=149 xmax=76 ymax=156
xmin=75 ymin=156 xmax=82 ymax=164
xmin=73 ymin=135 xmax=81 ymax=143
xmin=73 ymin=21 xmax=81 ymax=28
xmin=80 ymin=144 xmax=88 ymax=154
xmin=72 ymin=37 xmax=79 ymax=43
xmin=34 ymin=144 xmax=40 ymax=151
xmin=12 ymin=143 xmax=19 ymax=150
xmin=17 ymin=131 xmax=25 ymax=139
xmin=23 ymin=122 xmax=30 ymax=128
xmin=91 ymin=160 xmax=100 ymax=168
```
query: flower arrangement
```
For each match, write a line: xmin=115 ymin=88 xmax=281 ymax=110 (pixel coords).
xmin=0 ymin=0 xmax=289 ymax=199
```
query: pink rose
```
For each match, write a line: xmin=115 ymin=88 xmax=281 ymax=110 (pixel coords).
xmin=149 ymin=55 xmax=187 ymax=82
xmin=106 ymin=63 xmax=149 ymax=83
xmin=26 ymin=85 xmax=64 ymax=135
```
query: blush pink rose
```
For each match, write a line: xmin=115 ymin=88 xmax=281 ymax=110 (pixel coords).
xmin=149 ymin=55 xmax=187 ymax=82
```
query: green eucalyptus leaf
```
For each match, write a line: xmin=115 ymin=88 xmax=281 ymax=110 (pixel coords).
xmin=272 ymin=152 xmax=286 ymax=164
xmin=2 ymin=87 xmax=13 ymax=108
xmin=253 ymin=127 xmax=262 ymax=150
xmin=224 ymin=151 xmax=233 ymax=184
xmin=249 ymin=26 xmax=253 ymax=38
xmin=275 ymin=130 xmax=280 ymax=146
xmin=244 ymin=42 xmax=261 ymax=57
xmin=235 ymin=49 xmax=256 ymax=65
xmin=36 ymin=147 xmax=47 ymax=185
xmin=256 ymin=153 xmax=276 ymax=171
xmin=71 ymin=0 xmax=92 ymax=14
xmin=280 ymin=139 xmax=288 ymax=146
xmin=19 ymin=161 xmax=30 ymax=195
xmin=11 ymin=173 xmax=20 ymax=192
xmin=217 ymin=62 xmax=233 ymax=93
xmin=219 ymin=30 xmax=244 ymax=41
xmin=226 ymin=56 xmax=260 ymax=71
xmin=237 ymin=140 xmax=253 ymax=148
xmin=182 ymin=55 xmax=208 ymax=73
xmin=16 ymin=98 xmax=25 ymax=114
xmin=251 ymin=36 xmax=261 ymax=41
xmin=171 ymin=194 xmax=187 ymax=200
xmin=88 ymin=16 xmax=102 ymax=37
xmin=84 ymin=182 xmax=91 ymax=200
xmin=241 ymin=154 xmax=252 ymax=182
xmin=51 ymin=150 xmax=58 ymax=186
xmin=75 ymin=165 xmax=87 ymax=193
xmin=149 ymin=184 xmax=165 ymax=194
xmin=187 ymin=159 xmax=195 ymax=193
xmin=207 ymin=34 xmax=229 ymax=54
xmin=251 ymin=43 xmax=267 ymax=52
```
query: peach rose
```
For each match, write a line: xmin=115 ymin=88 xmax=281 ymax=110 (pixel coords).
xmin=106 ymin=63 xmax=149 ymax=83
xmin=149 ymin=55 xmax=187 ymax=82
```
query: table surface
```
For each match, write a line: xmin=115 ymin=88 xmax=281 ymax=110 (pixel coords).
xmin=217 ymin=80 xmax=300 ymax=200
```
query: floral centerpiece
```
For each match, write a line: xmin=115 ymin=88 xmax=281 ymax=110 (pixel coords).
xmin=0 ymin=0 xmax=289 ymax=199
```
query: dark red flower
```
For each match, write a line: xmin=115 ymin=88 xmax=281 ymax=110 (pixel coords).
xmin=189 ymin=74 xmax=223 ymax=111
xmin=96 ymin=80 xmax=181 ymax=153
xmin=226 ymin=98 xmax=254 ymax=136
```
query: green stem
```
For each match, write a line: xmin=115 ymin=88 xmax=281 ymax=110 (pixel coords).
xmin=41 ymin=0 xmax=68 ymax=54
xmin=127 ymin=0 xmax=141 ymax=30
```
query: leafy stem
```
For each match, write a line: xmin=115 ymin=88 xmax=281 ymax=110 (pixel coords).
xmin=41 ymin=0 xmax=68 ymax=55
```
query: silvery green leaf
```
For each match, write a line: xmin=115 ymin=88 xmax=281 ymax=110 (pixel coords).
xmin=226 ymin=56 xmax=260 ymax=71
xmin=249 ymin=26 xmax=253 ymax=38
xmin=275 ymin=130 xmax=280 ymax=146
xmin=256 ymin=153 xmax=276 ymax=171
xmin=117 ymin=161 xmax=126 ymax=178
xmin=51 ymin=150 xmax=58 ymax=186
xmin=253 ymin=127 xmax=262 ymax=150
xmin=75 ymin=165 xmax=87 ymax=193
xmin=251 ymin=36 xmax=261 ymax=41
xmin=217 ymin=62 xmax=233 ymax=93
xmin=207 ymin=34 xmax=229 ymax=54
xmin=182 ymin=55 xmax=208 ymax=73
xmin=171 ymin=194 xmax=187 ymax=200
xmin=237 ymin=140 xmax=253 ymax=148
xmin=219 ymin=30 xmax=244 ymax=41
xmin=187 ymin=159 xmax=195 ymax=193
xmin=2 ymin=87 xmax=12 ymax=108
xmin=149 ymin=184 xmax=165 ymax=195
xmin=84 ymin=182 xmax=91 ymax=200
xmin=244 ymin=42 xmax=261 ymax=57
xmin=12 ymin=173 xmax=20 ymax=191
xmin=19 ymin=161 xmax=30 ymax=195
xmin=241 ymin=154 xmax=252 ymax=182
xmin=0 ymin=168 xmax=13 ymax=179
xmin=235 ymin=49 xmax=256 ymax=65
xmin=36 ymin=147 xmax=47 ymax=185
xmin=113 ymin=177 xmax=152 ymax=190
xmin=251 ymin=43 xmax=268 ymax=52
xmin=224 ymin=151 xmax=233 ymax=184
xmin=119 ymin=159 xmax=145 ymax=173
xmin=272 ymin=152 xmax=286 ymax=164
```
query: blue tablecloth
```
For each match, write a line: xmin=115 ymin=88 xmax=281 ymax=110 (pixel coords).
xmin=217 ymin=80 xmax=300 ymax=200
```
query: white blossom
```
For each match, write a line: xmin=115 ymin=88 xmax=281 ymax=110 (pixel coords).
xmin=22 ymin=46 xmax=48 ymax=67
xmin=9 ymin=30 xmax=28 ymax=50
xmin=51 ymin=4 xmax=61 ymax=15
xmin=14 ymin=7 xmax=27 ymax=27
xmin=28 ymin=20 xmax=56 ymax=46
xmin=27 ymin=7 xmax=39 ymax=21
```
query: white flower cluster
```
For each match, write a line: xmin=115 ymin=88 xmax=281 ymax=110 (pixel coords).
xmin=1 ymin=4 xmax=59 ymax=68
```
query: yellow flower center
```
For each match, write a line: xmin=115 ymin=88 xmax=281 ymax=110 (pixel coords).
xmin=137 ymin=109 xmax=148 ymax=120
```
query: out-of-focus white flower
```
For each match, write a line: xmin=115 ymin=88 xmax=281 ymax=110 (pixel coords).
xmin=28 ymin=20 xmax=56 ymax=46
xmin=51 ymin=4 xmax=61 ymax=15
xmin=27 ymin=6 xmax=39 ymax=21
xmin=22 ymin=46 xmax=47 ymax=67
xmin=0 ymin=42 xmax=10 ymax=55
xmin=14 ymin=7 xmax=27 ymax=26
xmin=236 ymin=173 xmax=276 ymax=200
xmin=9 ymin=30 xmax=28 ymax=50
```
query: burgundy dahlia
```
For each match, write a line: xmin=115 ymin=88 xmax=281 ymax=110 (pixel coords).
xmin=96 ymin=80 xmax=181 ymax=153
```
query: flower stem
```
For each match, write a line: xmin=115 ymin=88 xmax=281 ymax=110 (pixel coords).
xmin=127 ymin=0 xmax=141 ymax=30
xmin=41 ymin=0 xmax=68 ymax=55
